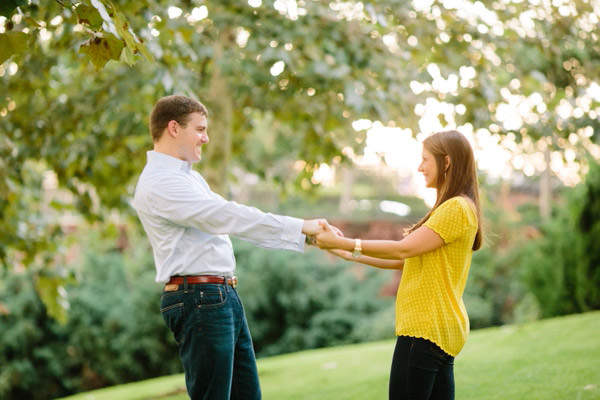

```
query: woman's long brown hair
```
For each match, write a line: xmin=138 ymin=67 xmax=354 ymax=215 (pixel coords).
xmin=409 ymin=130 xmax=483 ymax=250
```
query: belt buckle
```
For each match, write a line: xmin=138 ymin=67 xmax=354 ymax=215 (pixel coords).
xmin=164 ymin=283 xmax=179 ymax=292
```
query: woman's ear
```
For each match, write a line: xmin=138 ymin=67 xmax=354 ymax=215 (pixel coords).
xmin=445 ymin=155 xmax=451 ymax=171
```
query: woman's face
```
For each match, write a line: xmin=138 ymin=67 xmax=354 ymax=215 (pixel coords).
xmin=418 ymin=147 xmax=438 ymax=188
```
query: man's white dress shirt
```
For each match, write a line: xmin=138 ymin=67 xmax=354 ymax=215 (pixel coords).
xmin=132 ymin=151 xmax=306 ymax=283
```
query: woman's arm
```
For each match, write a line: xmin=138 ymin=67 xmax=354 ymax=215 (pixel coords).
xmin=327 ymin=249 xmax=405 ymax=270
xmin=316 ymin=223 xmax=445 ymax=260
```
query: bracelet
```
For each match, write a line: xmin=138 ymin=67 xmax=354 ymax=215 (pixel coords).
xmin=352 ymin=238 xmax=362 ymax=258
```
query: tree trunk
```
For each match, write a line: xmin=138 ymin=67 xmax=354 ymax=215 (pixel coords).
xmin=539 ymin=141 xmax=552 ymax=220
xmin=201 ymin=33 xmax=232 ymax=197
xmin=339 ymin=167 xmax=354 ymax=214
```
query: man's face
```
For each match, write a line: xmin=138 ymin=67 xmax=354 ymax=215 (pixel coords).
xmin=175 ymin=112 xmax=209 ymax=163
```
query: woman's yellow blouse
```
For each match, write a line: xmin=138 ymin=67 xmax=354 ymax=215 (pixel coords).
xmin=395 ymin=196 xmax=478 ymax=357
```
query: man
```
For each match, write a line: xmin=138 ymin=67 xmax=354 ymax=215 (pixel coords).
xmin=131 ymin=95 xmax=325 ymax=399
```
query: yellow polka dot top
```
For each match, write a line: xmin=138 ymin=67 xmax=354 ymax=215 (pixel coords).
xmin=395 ymin=196 xmax=478 ymax=357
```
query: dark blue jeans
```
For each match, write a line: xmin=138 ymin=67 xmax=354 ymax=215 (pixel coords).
xmin=160 ymin=281 xmax=261 ymax=400
xmin=389 ymin=336 xmax=455 ymax=400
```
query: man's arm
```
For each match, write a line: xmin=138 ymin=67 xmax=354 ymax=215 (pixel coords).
xmin=149 ymin=175 xmax=327 ymax=252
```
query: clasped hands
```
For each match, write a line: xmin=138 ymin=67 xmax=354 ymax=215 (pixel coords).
xmin=302 ymin=219 xmax=344 ymax=250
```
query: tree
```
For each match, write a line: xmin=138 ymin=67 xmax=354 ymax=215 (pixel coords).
xmin=1 ymin=0 xmax=156 ymax=321
xmin=1 ymin=0 xmax=599 ymax=319
xmin=1 ymin=0 xmax=411 ymax=320
xmin=368 ymin=1 xmax=600 ymax=216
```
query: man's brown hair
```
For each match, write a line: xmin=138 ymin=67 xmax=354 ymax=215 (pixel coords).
xmin=149 ymin=95 xmax=208 ymax=142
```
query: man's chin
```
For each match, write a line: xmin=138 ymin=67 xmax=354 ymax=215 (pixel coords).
xmin=188 ymin=151 xmax=202 ymax=163
xmin=183 ymin=155 xmax=201 ymax=164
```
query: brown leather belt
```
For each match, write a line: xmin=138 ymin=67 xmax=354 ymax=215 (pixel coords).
xmin=167 ymin=275 xmax=237 ymax=288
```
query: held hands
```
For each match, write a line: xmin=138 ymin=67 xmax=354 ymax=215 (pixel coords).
xmin=305 ymin=221 xmax=358 ymax=263
xmin=302 ymin=219 xmax=344 ymax=247
xmin=313 ymin=220 xmax=344 ymax=249
xmin=302 ymin=219 xmax=327 ymax=246
xmin=302 ymin=219 xmax=328 ymax=236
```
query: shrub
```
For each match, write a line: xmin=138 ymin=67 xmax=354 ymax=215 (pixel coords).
xmin=233 ymin=239 xmax=395 ymax=357
xmin=0 ymin=269 xmax=72 ymax=400
xmin=519 ymin=161 xmax=600 ymax=317
xmin=0 ymin=232 xmax=181 ymax=399
xmin=462 ymin=193 xmax=535 ymax=328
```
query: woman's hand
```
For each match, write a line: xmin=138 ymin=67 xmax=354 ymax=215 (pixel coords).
xmin=303 ymin=219 xmax=343 ymax=246
xmin=327 ymin=248 xmax=352 ymax=260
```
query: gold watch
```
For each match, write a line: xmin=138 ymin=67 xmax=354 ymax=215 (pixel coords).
xmin=352 ymin=238 xmax=362 ymax=258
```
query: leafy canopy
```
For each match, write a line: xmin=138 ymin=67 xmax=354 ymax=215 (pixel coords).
xmin=1 ymin=0 xmax=599 ymax=320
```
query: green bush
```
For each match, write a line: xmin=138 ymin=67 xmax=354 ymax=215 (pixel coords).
xmin=0 ymin=229 xmax=396 ymax=398
xmin=63 ymin=248 xmax=181 ymax=388
xmin=0 ymin=234 xmax=181 ymax=399
xmin=233 ymin=239 xmax=395 ymax=357
xmin=0 ymin=269 xmax=72 ymax=400
xmin=462 ymin=191 xmax=536 ymax=329
xmin=519 ymin=161 xmax=600 ymax=317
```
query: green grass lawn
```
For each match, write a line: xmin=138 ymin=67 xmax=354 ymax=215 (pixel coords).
xmin=58 ymin=311 xmax=600 ymax=400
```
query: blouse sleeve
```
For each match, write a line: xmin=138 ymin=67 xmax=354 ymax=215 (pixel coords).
xmin=424 ymin=197 xmax=476 ymax=244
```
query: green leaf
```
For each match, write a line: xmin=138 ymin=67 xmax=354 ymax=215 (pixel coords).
xmin=35 ymin=275 xmax=71 ymax=324
xmin=0 ymin=31 xmax=28 ymax=64
xmin=0 ymin=0 xmax=26 ymax=18
xmin=89 ymin=0 xmax=153 ymax=63
xmin=79 ymin=33 xmax=124 ymax=70
xmin=112 ymin=8 xmax=154 ymax=62
xmin=74 ymin=3 xmax=104 ymax=30
xmin=120 ymin=45 xmax=136 ymax=66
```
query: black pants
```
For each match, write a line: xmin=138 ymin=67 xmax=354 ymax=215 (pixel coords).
xmin=389 ymin=336 xmax=455 ymax=400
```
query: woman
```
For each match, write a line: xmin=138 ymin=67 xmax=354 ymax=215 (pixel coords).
xmin=315 ymin=130 xmax=483 ymax=400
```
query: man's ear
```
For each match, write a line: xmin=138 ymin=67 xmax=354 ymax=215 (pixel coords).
xmin=166 ymin=120 xmax=179 ymax=138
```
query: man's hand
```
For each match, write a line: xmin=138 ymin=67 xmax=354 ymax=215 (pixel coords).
xmin=302 ymin=219 xmax=327 ymax=235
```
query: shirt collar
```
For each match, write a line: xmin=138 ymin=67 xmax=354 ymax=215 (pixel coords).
xmin=146 ymin=150 xmax=192 ymax=173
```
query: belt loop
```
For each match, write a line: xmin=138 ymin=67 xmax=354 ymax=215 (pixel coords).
xmin=183 ymin=276 xmax=189 ymax=291
xmin=222 ymin=276 xmax=229 ymax=292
